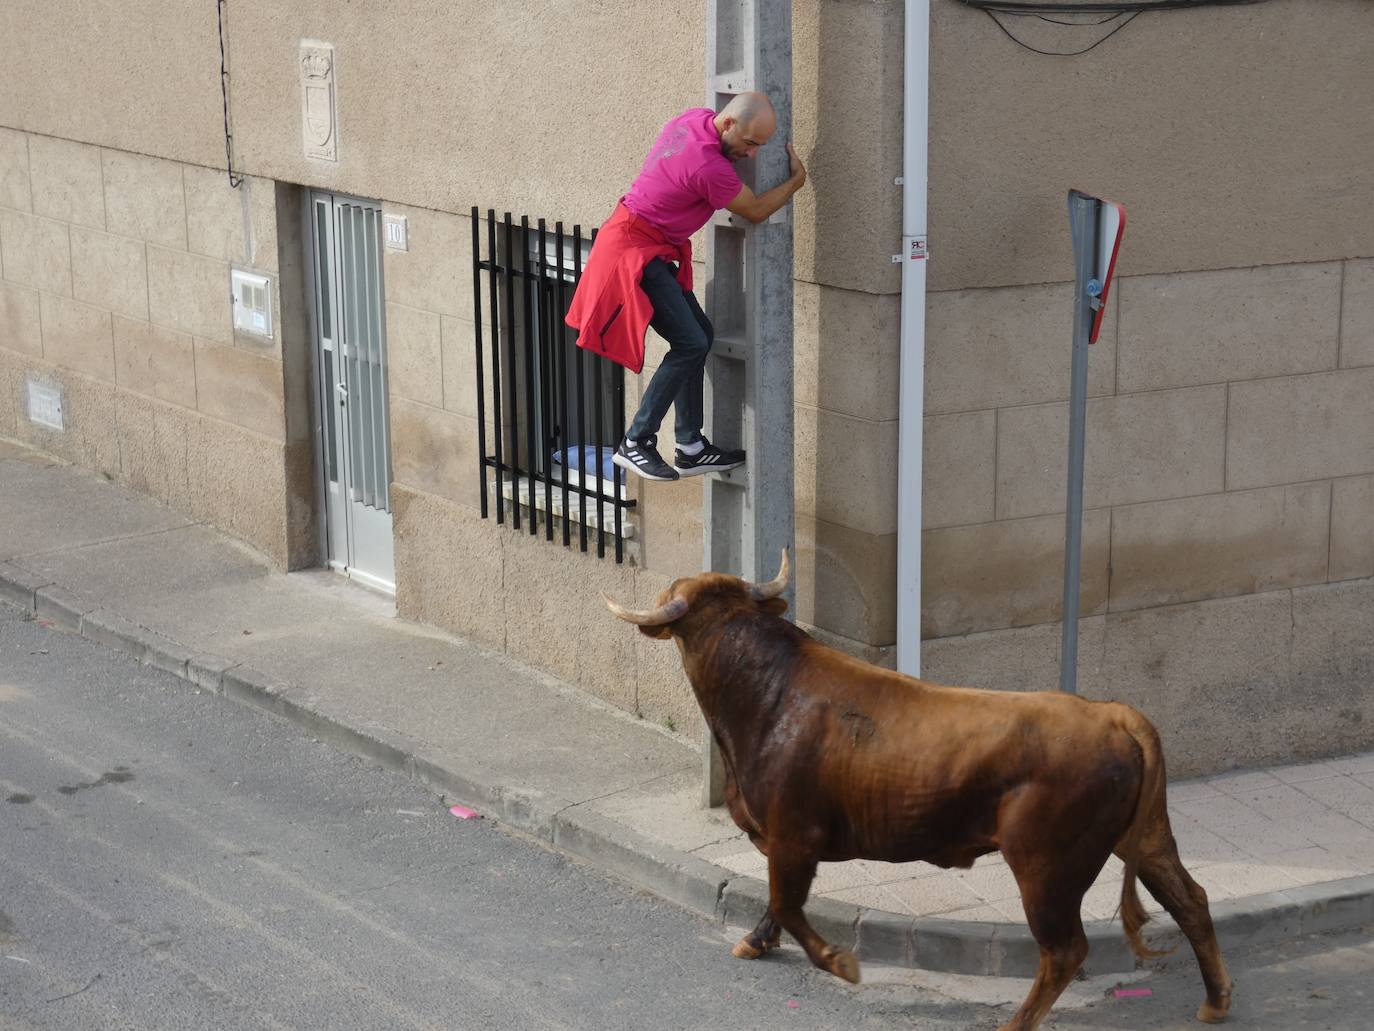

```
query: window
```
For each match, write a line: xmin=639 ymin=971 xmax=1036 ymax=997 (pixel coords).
xmin=524 ymin=230 xmax=619 ymax=479
xmin=470 ymin=209 xmax=635 ymax=562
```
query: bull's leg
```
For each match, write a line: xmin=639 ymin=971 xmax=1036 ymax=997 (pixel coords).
xmin=731 ymin=830 xmax=781 ymax=959
xmin=996 ymin=890 xmax=1090 ymax=1031
xmin=1138 ymin=840 xmax=1232 ymax=1022
xmin=731 ymin=910 xmax=782 ymax=959
xmin=998 ymin=814 xmax=1107 ymax=1031
xmin=765 ymin=854 xmax=861 ymax=984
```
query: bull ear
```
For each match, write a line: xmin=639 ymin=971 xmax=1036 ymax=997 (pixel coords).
xmin=758 ymin=596 xmax=789 ymax=617
xmin=639 ymin=623 xmax=674 ymax=640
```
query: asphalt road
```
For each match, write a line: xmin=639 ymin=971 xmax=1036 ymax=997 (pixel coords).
xmin=1 ymin=604 xmax=1370 ymax=1030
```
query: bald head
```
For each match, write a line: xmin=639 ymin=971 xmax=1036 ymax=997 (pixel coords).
xmin=714 ymin=91 xmax=777 ymax=162
xmin=721 ymin=92 xmax=776 ymax=133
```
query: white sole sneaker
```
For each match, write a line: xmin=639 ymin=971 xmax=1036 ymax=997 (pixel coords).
xmin=612 ymin=450 xmax=678 ymax=482
xmin=674 ymin=458 xmax=744 ymax=477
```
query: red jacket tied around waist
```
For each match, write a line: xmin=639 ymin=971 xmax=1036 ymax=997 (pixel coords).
xmin=565 ymin=203 xmax=693 ymax=374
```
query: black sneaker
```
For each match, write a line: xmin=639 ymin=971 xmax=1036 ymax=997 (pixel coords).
xmin=613 ymin=435 xmax=679 ymax=482
xmin=674 ymin=436 xmax=746 ymax=476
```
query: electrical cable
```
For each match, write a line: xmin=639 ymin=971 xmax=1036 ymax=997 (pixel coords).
xmin=1032 ymin=12 xmax=1129 ymax=25
xmin=983 ymin=10 xmax=1139 ymax=55
xmin=957 ymin=0 xmax=1271 ymax=57
xmin=959 ymin=0 xmax=1268 ymax=11
xmin=217 ymin=0 xmax=243 ymax=188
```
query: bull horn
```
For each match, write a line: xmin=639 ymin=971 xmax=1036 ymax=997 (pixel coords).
xmin=748 ymin=548 xmax=791 ymax=601
xmin=601 ymin=593 xmax=689 ymax=626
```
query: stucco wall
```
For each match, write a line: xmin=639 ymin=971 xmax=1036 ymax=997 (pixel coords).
xmin=42 ymin=0 xmax=1350 ymax=291
xmin=788 ymin=0 xmax=904 ymax=645
xmin=927 ymin=0 xmax=1374 ymax=290
xmin=0 ymin=1 xmax=701 ymax=231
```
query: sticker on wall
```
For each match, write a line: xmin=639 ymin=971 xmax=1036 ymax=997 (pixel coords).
xmin=300 ymin=41 xmax=337 ymax=162
xmin=383 ymin=214 xmax=408 ymax=251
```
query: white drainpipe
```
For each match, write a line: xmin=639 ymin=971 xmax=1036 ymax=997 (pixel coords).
xmin=896 ymin=0 xmax=930 ymax=677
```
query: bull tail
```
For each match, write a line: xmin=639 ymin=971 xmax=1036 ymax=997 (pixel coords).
xmin=1115 ymin=708 xmax=1175 ymax=961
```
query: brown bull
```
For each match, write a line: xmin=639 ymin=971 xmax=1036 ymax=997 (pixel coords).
xmin=604 ymin=550 xmax=1232 ymax=1031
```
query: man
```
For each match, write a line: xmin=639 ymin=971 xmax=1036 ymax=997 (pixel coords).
xmin=565 ymin=92 xmax=807 ymax=482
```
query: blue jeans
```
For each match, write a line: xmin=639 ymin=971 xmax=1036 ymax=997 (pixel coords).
xmin=625 ymin=258 xmax=713 ymax=446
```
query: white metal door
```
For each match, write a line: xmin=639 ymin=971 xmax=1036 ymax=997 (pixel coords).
xmin=309 ymin=191 xmax=395 ymax=593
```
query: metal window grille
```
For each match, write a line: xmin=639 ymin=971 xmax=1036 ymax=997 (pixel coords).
xmin=471 ymin=208 xmax=634 ymax=563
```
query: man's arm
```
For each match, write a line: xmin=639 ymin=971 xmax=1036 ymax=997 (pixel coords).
xmin=726 ymin=143 xmax=807 ymax=225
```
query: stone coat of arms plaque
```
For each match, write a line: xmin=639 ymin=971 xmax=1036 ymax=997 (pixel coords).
xmin=300 ymin=42 xmax=337 ymax=162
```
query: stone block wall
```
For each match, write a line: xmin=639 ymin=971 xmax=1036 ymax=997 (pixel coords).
xmin=0 ymin=128 xmax=308 ymax=568
xmin=382 ymin=205 xmax=699 ymax=733
xmin=922 ymin=262 xmax=1373 ymax=639
xmin=918 ymin=261 xmax=1374 ymax=774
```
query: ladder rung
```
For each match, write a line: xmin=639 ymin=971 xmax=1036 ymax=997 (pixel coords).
xmin=709 ymin=466 xmax=746 ymax=487
xmin=712 ymin=332 xmax=749 ymax=361
xmin=711 ymin=71 xmax=751 ymax=94
xmin=708 ymin=210 xmax=751 ymax=231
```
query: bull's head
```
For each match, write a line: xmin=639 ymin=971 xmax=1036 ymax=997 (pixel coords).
xmin=602 ymin=548 xmax=791 ymax=639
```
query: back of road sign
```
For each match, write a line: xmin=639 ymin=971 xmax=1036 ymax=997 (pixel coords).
xmin=1068 ymin=189 xmax=1126 ymax=345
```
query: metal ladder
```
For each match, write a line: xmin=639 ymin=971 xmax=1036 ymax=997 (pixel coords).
xmin=700 ymin=0 xmax=795 ymax=806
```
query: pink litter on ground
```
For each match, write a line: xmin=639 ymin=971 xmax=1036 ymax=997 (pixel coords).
xmin=786 ymin=1000 xmax=800 ymax=1009
xmin=1114 ymin=988 xmax=1153 ymax=999
xmin=449 ymin=805 xmax=480 ymax=820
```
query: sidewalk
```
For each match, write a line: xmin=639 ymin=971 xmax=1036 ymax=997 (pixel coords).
xmin=3 ymin=435 xmax=1372 ymax=977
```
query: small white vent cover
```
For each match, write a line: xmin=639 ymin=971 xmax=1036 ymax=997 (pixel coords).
xmin=26 ymin=378 xmax=63 ymax=431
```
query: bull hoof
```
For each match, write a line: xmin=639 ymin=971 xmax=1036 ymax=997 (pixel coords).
xmin=732 ymin=938 xmax=764 ymax=960
xmin=823 ymin=946 xmax=861 ymax=984
xmin=1197 ymin=997 xmax=1231 ymax=1023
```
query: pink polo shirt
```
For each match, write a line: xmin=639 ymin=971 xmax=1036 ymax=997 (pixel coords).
xmin=622 ymin=108 xmax=743 ymax=244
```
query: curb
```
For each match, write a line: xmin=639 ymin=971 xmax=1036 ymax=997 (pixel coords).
xmin=4 ymin=562 xmax=1372 ymax=976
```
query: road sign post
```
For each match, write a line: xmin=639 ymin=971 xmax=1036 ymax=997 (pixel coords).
xmin=1061 ymin=190 xmax=1125 ymax=694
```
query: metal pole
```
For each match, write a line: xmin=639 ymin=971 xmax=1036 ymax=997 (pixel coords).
xmin=895 ymin=0 xmax=930 ymax=678
xmin=1060 ymin=193 xmax=1101 ymax=694
xmin=472 ymin=209 xmax=489 ymax=519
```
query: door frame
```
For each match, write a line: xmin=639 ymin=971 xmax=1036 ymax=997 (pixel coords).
xmin=303 ymin=188 xmax=395 ymax=595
